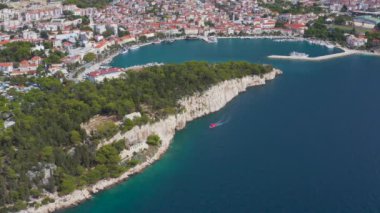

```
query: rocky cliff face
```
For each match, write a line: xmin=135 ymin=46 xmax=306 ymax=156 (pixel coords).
xmin=109 ymin=69 xmax=281 ymax=154
xmin=26 ymin=69 xmax=282 ymax=213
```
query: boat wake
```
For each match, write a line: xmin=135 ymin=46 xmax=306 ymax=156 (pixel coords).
xmin=209 ymin=116 xmax=231 ymax=128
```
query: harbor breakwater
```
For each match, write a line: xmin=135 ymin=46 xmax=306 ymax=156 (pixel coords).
xmin=268 ymin=49 xmax=380 ymax=62
xmin=24 ymin=69 xmax=282 ymax=213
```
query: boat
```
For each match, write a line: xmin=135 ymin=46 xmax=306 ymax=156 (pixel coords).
xmin=122 ymin=47 xmax=129 ymax=54
xmin=154 ymin=40 xmax=161 ymax=44
xmin=290 ymin=51 xmax=309 ymax=58
xmin=208 ymin=36 xmax=218 ymax=43
xmin=186 ymin=35 xmax=198 ymax=40
xmin=99 ymin=64 xmax=111 ymax=69
xmin=202 ymin=36 xmax=218 ymax=43
xmin=163 ymin=38 xmax=175 ymax=43
xmin=209 ymin=123 xmax=218 ymax=128
xmin=326 ymin=44 xmax=335 ymax=49
xmin=129 ymin=45 xmax=140 ymax=50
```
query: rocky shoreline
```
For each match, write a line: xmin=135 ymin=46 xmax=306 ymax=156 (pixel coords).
xmin=23 ymin=69 xmax=282 ymax=213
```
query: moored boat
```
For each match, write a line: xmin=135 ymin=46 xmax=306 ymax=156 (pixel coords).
xmin=290 ymin=51 xmax=309 ymax=58
xmin=208 ymin=36 xmax=218 ymax=43
xmin=129 ymin=45 xmax=140 ymax=50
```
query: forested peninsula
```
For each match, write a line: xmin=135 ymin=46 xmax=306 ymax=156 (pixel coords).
xmin=0 ymin=61 xmax=275 ymax=212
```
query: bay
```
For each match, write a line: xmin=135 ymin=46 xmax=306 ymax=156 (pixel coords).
xmin=64 ymin=39 xmax=380 ymax=213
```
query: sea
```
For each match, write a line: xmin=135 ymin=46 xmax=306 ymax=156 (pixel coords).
xmin=63 ymin=39 xmax=380 ymax=213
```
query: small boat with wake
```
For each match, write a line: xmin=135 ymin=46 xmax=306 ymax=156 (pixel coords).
xmin=209 ymin=117 xmax=230 ymax=129
xmin=209 ymin=123 xmax=218 ymax=128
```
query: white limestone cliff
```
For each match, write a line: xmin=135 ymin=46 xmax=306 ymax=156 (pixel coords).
xmin=24 ymin=69 xmax=282 ymax=213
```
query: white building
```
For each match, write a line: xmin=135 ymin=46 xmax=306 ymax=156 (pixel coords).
xmin=0 ymin=63 xmax=13 ymax=75
xmin=0 ymin=33 xmax=10 ymax=41
xmin=22 ymin=30 xmax=39 ymax=40
xmin=184 ymin=28 xmax=199 ymax=35
xmin=346 ymin=35 xmax=367 ymax=48
xmin=95 ymin=24 xmax=107 ymax=34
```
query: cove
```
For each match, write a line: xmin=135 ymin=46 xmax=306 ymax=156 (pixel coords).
xmin=64 ymin=39 xmax=380 ymax=212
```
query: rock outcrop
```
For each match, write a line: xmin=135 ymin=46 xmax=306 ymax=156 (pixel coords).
xmin=25 ymin=69 xmax=282 ymax=213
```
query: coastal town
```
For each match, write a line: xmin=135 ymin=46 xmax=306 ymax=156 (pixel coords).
xmin=0 ymin=0 xmax=380 ymax=211
xmin=0 ymin=0 xmax=379 ymax=85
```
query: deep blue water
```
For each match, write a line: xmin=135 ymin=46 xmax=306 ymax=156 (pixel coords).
xmin=65 ymin=39 xmax=380 ymax=213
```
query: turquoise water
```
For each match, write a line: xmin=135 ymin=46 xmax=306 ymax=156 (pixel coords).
xmin=65 ymin=39 xmax=380 ymax=212
xmin=111 ymin=39 xmax=342 ymax=68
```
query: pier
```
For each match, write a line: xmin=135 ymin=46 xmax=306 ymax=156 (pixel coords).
xmin=268 ymin=50 xmax=356 ymax=61
xmin=268 ymin=49 xmax=380 ymax=61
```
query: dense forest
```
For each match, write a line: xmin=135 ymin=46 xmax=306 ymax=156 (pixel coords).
xmin=0 ymin=41 xmax=65 ymax=65
xmin=304 ymin=17 xmax=347 ymax=44
xmin=0 ymin=61 xmax=272 ymax=211
xmin=262 ymin=0 xmax=323 ymax=14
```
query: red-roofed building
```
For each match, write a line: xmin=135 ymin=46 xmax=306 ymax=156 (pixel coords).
xmin=31 ymin=56 xmax=42 ymax=65
xmin=19 ymin=60 xmax=38 ymax=72
xmin=10 ymin=70 xmax=37 ymax=76
xmin=284 ymin=23 xmax=307 ymax=35
xmin=62 ymin=55 xmax=82 ymax=64
xmin=117 ymin=35 xmax=136 ymax=45
xmin=347 ymin=35 xmax=367 ymax=48
xmin=0 ymin=33 xmax=10 ymax=41
xmin=0 ymin=40 xmax=10 ymax=46
xmin=0 ymin=62 xmax=13 ymax=74
xmin=87 ymin=67 xmax=125 ymax=82
xmin=95 ymin=40 xmax=110 ymax=53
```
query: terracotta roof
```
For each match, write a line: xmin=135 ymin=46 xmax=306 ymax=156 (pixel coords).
xmin=95 ymin=40 xmax=108 ymax=48
xmin=20 ymin=60 xmax=29 ymax=66
xmin=31 ymin=56 xmax=42 ymax=61
xmin=0 ymin=62 xmax=13 ymax=67
xmin=0 ymin=40 xmax=10 ymax=46
xmin=87 ymin=67 xmax=122 ymax=77
xmin=285 ymin=23 xmax=306 ymax=30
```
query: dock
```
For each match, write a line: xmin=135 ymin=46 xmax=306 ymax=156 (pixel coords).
xmin=268 ymin=50 xmax=357 ymax=61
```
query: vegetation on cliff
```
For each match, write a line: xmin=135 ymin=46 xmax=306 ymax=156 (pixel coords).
xmin=0 ymin=61 xmax=272 ymax=211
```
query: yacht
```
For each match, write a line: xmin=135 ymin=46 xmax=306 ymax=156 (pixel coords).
xmin=208 ymin=36 xmax=218 ymax=43
xmin=326 ymin=44 xmax=335 ymax=49
xmin=129 ymin=45 xmax=140 ymax=50
xmin=290 ymin=51 xmax=309 ymax=58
